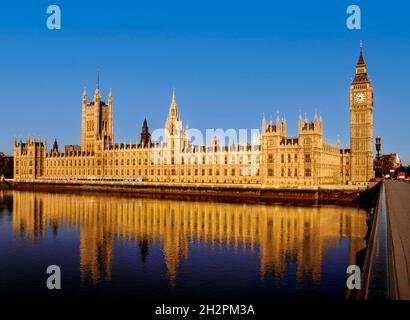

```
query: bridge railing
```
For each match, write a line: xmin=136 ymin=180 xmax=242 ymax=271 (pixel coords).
xmin=358 ymin=180 xmax=397 ymax=299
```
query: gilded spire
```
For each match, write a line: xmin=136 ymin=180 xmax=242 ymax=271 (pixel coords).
xmin=357 ymin=40 xmax=366 ymax=66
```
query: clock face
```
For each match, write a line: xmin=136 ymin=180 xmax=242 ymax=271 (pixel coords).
xmin=354 ymin=92 xmax=366 ymax=104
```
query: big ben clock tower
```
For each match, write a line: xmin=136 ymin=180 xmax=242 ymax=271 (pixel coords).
xmin=350 ymin=43 xmax=374 ymax=183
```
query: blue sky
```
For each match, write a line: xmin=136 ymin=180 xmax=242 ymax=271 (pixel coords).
xmin=0 ymin=0 xmax=409 ymax=162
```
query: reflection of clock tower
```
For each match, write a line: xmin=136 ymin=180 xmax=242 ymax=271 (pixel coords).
xmin=350 ymin=44 xmax=374 ymax=183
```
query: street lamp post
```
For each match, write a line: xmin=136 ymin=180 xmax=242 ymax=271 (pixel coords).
xmin=375 ymin=135 xmax=382 ymax=178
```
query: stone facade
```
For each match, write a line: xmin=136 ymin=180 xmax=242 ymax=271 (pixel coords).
xmin=13 ymin=47 xmax=374 ymax=185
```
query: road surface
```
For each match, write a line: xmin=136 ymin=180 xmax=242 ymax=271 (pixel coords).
xmin=385 ymin=180 xmax=410 ymax=299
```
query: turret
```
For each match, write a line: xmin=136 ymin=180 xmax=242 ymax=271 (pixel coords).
xmin=268 ymin=115 xmax=273 ymax=132
xmin=82 ymin=88 xmax=87 ymax=104
xmin=108 ymin=88 xmax=114 ymax=143
xmin=281 ymin=115 xmax=287 ymax=137
xmin=140 ymin=118 xmax=151 ymax=147
xmin=51 ymin=138 xmax=59 ymax=153
xmin=165 ymin=88 xmax=182 ymax=137
xmin=261 ymin=113 xmax=266 ymax=133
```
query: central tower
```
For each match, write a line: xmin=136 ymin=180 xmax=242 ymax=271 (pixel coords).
xmin=81 ymin=83 xmax=114 ymax=152
xmin=349 ymin=44 xmax=374 ymax=183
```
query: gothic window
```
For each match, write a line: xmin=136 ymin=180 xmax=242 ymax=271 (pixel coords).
xmin=268 ymin=169 xmax=274 ymax=177
xmin=305 ymin=168 xmax=311 ymax=177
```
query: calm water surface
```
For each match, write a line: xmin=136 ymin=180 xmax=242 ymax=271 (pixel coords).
xmin=0 ymin=190 xmax=367 ymax=300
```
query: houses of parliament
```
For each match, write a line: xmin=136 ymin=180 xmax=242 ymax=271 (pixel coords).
xmin=13 ymin=47 xmax=374 ymax=186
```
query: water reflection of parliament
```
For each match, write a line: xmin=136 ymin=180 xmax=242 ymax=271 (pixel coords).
xmin=11 ymin=191 xmax=366 ymax=286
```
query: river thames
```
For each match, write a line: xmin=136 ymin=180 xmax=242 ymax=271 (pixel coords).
xmin=0 ymin=190 xmax=367 ymax=300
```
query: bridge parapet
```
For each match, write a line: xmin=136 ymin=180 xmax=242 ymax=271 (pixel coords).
xmin=358 ymin=180 xmax=410 ymax=300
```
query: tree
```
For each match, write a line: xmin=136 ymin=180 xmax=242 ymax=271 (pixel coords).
xmin=0 ymin=152 xmax=13 ymax=178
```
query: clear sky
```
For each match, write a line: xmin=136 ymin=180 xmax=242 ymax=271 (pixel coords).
xmin=0 ymin=0 xmax=409 ymax=163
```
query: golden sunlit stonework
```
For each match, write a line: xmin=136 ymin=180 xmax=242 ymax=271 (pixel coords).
xmin=13 ymin=48 xmax=374 ymax=185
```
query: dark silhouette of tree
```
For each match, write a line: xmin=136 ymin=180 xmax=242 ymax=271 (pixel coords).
xmin=0 ymin=152 xmax=13 ymax=178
